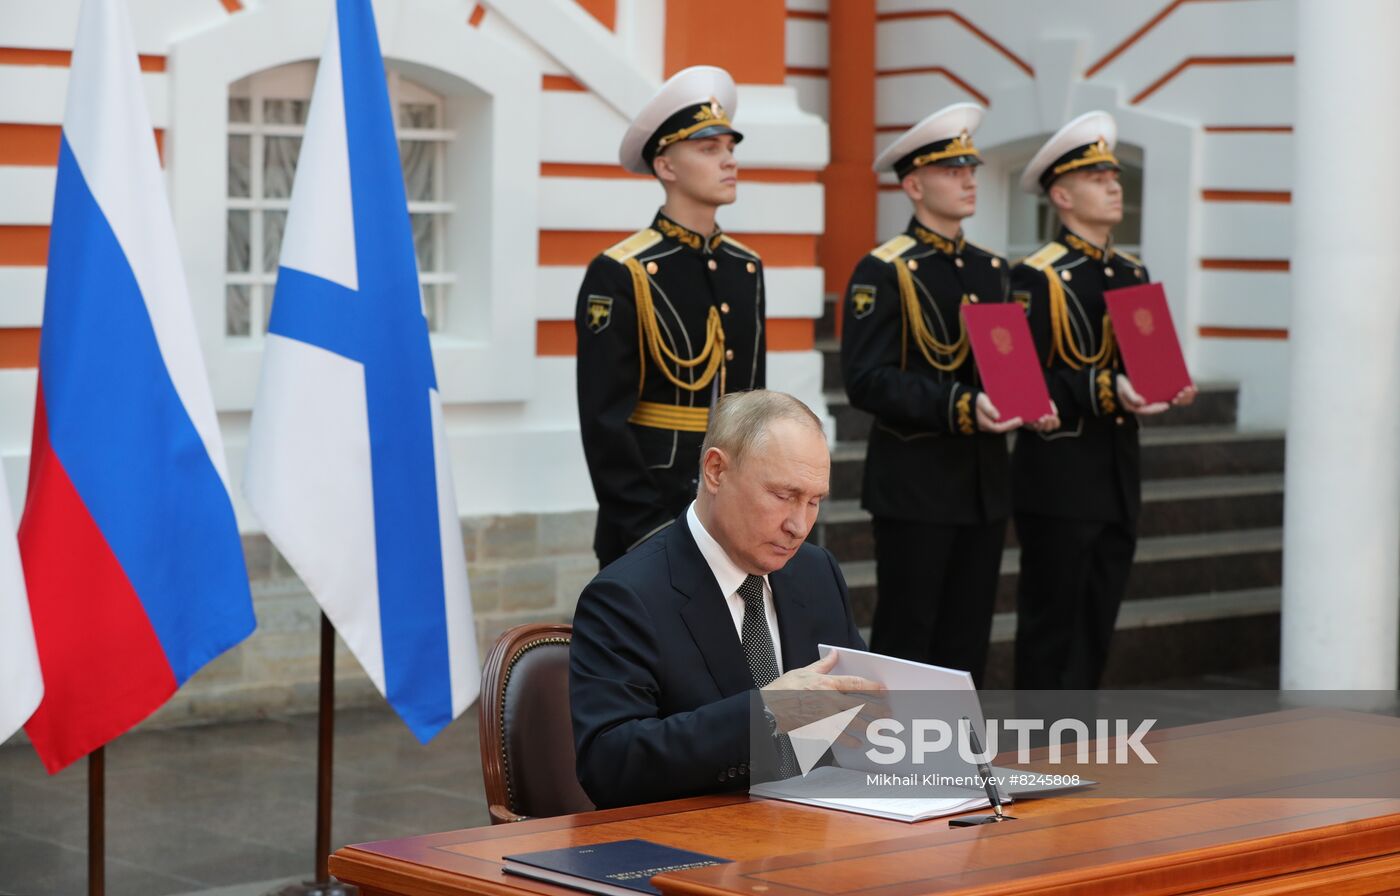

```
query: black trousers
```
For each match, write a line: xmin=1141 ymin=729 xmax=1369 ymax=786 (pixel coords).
xmin=1013 ymin=512 xmax=1137 ymax=690
xmin=869 ymin=517 xmax=1006 ymax=688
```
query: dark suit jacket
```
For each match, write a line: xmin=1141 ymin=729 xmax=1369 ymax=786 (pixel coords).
xmin=569 ymin=516 xmax=866 ymax=809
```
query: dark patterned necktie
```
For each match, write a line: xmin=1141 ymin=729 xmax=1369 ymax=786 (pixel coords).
xmin=738 ymin=575 xmax=799 ymax=778
xmin=738 ymin=575 xmax=780 ymax=687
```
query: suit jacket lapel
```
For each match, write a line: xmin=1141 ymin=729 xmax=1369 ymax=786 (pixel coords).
xmin=770 ymin=563 xmax=816 ymax=672
xmin=669 ymin=519 xmax=757 ymax=696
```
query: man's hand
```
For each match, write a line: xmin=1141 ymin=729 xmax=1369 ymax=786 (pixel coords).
xmin=1172 ymin=384 xmax=1198 ymax=407
xmin=765 ymin=652 xmax=886 ymax=739
xmin=1117 ymin=374 xmax=1169 ymax=416
xmin=975 ymin=392 xmax=1022 ymax=433
xmin=1026 ymin=401 xmax=1060 ymax=433
xmin=767 ymin=650 xmax=882 ymax=692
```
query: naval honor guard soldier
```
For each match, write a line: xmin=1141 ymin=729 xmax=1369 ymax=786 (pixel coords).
xmin=575 ymin=66 xmax=766 ymax=567
xmin=840 ymin=103 xmax=1057 ymax=686
xmin=1011 ymin=111 xmax=1195 ymax=689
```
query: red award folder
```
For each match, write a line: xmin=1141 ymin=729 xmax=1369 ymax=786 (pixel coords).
xmin=1104 ymin=283 xmax=1193 ymax=404
xmin=962 ymin=304 xmax=1053 ymax=424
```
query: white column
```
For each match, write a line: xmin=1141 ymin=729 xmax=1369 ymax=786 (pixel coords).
xmin=1282 ymin=0 xmax=1400 ymax=689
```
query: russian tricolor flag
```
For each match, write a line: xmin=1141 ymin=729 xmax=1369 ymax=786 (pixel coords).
xmin=244 ymin=0 xmax=478 ymax=742
xmin=18 ymin=0 xmax=255 ymax=773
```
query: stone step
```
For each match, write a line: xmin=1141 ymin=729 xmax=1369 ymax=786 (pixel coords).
xmin=854 ymin=586 xmax=1280 ymax=645
xmin=819 ymin=338 xmax=842 ymax=391
xmin=826 ymin=390 xmax=873 ymax=443
xmin=816 ymin=294 xmax=840 ymax=343
xmin=818 ymin=339 xmax=1241 ymax=429
xmin=821 ymin=472 xmax=1283 ymax=538
xmin=833 ymin=527 xmax=1283 ymax=625
xmin=1139 ymin=425 xmax=1286 ymax=479
xmin=848 ymin=582 xmax=1281 ymax=689
xmin=983 ymin=588 xmax=1281 ymax=688
xmin=1138 ymin=473 xmax=1284 ymax=537
xmin=829 ymin=441 xmax=867 ymax=502
xmin=1138 ymin=384 xmax=1240 ymax=428
xmin=826 ymin=423 xmax=1285 ymax=494
xmin=824 ymin=387 xmax=1249 ymax=446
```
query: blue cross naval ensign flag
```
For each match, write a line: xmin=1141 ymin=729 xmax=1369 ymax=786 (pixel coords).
xmin=244 ymin=0 xmax=479 ymax=743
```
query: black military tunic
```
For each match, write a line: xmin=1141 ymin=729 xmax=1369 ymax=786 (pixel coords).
xmin=840 ymin=219 xmax=1011 ymax=683
xmin=576 ymin=211 xmax=765 ymax=566
xmin=1010 ymin=226 xmax=1149 ymax=689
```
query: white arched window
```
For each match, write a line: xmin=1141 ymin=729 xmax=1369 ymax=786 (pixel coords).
xmin=225 ymin=62 xmax=454 ymax=337
xmin=172 ymin=0 xmax=540 ymax=409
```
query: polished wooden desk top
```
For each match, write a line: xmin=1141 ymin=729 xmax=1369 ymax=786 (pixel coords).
xmin=331 ymin=709 xmax=1400 ymax=896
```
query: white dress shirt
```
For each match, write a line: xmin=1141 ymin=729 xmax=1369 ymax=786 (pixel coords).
xmin=686 ymin=503 xmax=784 ymax=674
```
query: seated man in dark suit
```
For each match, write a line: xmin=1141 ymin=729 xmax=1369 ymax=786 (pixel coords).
xmin=571 ymin=390 xmax=879 ymax=809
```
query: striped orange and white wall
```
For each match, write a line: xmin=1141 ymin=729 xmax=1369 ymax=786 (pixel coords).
xmin=785 ymin=0 xmax=1296 ymax=427
xmin=0 ymin=0 xmax=831 ymax=520
xmin=0 ymin=0 xmax=1305 ymax=524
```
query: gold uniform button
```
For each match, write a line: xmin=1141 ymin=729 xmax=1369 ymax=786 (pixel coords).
xmin=707 ymin=259 xmax=718 ymax=271
xmin=720 ymin=302 xmax=731 ymax=313
xmin=646 ymin=261 xmax=659 ymax=275
xmin=1115 ymin=416 xmax=1125 ymax=426
xmin=1136 ymin=269 xmax=1145 ymax=279
xmin=907 ymin=259 xmax=919 ymax=271
xmin=954 ymin=257 xmax=964 ymax=268
xmin=968 ymin=293 xmax=979 ymax=304
xmin=1061 ymin=269 xmax=1072 ymax=282
xmin=746 ymin=261 xmax=756 ymax=273
xmin=725 ymin=349 xmax=735 ymax=361
xmin=1105 ymin=267 xmax=1115 ymax=277
xmin=991 ymin=258 xmax=1002 ymax=268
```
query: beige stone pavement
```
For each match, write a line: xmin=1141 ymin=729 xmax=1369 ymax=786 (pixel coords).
xmin=0 ymin=705 xmax=489 ymax=896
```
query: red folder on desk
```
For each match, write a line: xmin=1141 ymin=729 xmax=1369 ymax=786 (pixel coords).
xmin=1105 ymin=283 xmax=1193 ymax=404
xmin=962 ymin=304 xmax=1053 ymax=424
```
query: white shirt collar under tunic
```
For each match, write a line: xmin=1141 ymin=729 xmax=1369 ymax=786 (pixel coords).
xmin=686 ymin=503 xmax=784 ymax=674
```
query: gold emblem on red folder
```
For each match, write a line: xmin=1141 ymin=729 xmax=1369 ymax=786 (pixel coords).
xmin=991 ymin=326 xmax=1014 ymax=355
xmin=1133 ymin=307 xmax=1155 ymax=336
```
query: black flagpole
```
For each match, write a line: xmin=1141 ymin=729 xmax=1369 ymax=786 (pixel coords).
xmin=89 ymin=746 xmax=104 ymax=896
xmin=315 ymin=611 xmax=335 ymax=884
xmin=268 ymin=613 xmax=355 ymax=895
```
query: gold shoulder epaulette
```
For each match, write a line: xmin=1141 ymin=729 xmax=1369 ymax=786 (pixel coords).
xmin=1115 ymin=248 xmax=1144 ymax=268
xmin=719 ymin=234 xmax=760 ymax=258
xmin=604 ymin=228 xmax=663 ymax=263
xmin=1023 ymin=241 xmax=1068 ymax=271
xmin=870 ymin=234 xmax=916 ymax=263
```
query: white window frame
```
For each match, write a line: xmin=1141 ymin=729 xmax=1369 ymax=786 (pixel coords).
xmin=225 ymin=64 xmax=456 ymax=338
xmin=170 ymin=0 xmax=540 ymax=412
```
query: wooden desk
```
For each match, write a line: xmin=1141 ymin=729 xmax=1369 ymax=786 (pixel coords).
xmin=331 ymin=710 xmax=1400 ymax=895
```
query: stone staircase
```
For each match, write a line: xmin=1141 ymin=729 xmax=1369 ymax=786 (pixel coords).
xmin=812 ymin=299 xmax=1284 ymax=688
